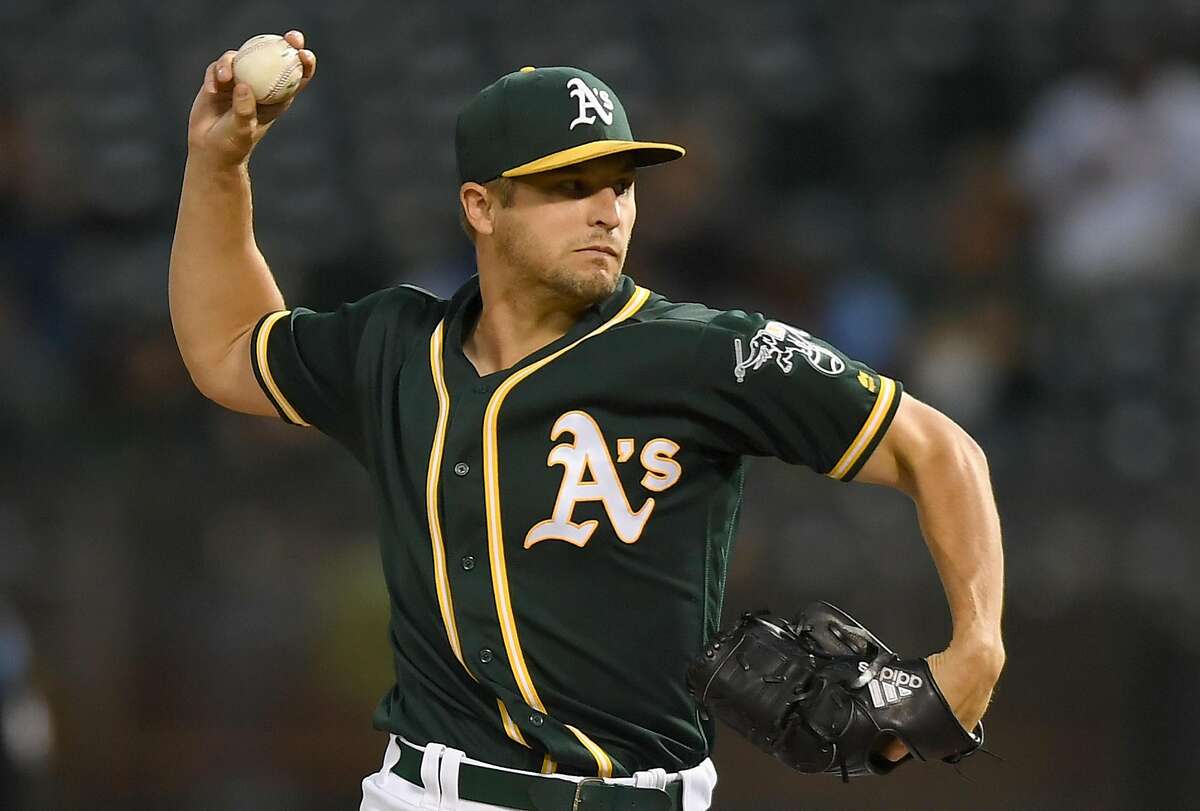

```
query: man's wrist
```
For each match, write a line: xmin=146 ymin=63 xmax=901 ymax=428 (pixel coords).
xmin=185 ymin=150 xmax=250 ymax=178
xmin=947 ymin=628 xmax=1006 ymax=673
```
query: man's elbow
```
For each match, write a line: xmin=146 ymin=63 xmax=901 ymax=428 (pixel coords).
xmin=945 ymin=421 xmax=988 ymax=473
xmin=924 ymin=417 xmax=991 ymax=497
xmin=180 ymin=355 xmax=235 ymax=407
xmin=174 ymin=325 xmax=275 ymax=415
xmin=177 ymin=349 xmax=265 ymax=415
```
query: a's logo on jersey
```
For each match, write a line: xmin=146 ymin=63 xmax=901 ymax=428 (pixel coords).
xmin=858 ymin=371 xmax=877 ymax=393
xmin=525 ymin=410 xmax=682 ymax=549
xmin=733 ymin=320 xmax=846 ymax=383
xmin=566 ymin=77 xmax=615 ymax=130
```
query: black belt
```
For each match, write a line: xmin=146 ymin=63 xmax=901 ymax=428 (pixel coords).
xmin=390 ymin=738 xmax=681 ymax=811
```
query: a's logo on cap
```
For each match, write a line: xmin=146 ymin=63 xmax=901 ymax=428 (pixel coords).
xmin=566 ymin=77 xmax=615 ymax=130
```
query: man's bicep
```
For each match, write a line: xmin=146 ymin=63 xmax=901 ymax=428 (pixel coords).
xmin=853 ymin=394 xmax=959 ymax=491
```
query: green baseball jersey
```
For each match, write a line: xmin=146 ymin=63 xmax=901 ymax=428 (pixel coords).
xmin=249 ymin=274 xmax=902 ymax=778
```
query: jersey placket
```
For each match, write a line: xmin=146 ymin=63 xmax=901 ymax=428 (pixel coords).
xmin=427 ymin=279 xmax=649 ymax=777
xmin=434 ymin=361 xmax=578 ymax=766
xmin=472 ymin=286 xmax=652 ymax=778
xmin=440 ymin=378 xmax=503 ymax=678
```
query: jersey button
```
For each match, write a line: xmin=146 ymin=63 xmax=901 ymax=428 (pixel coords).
xmin=461 ymin=555 xmax=476 ymax=571
xmin=529 ymin=713 xmax=545 ymax=727
xmin=453 ymin=462 xmax=470 ymax=477
xmin=479 ymin=648 xmax=494 ymax=664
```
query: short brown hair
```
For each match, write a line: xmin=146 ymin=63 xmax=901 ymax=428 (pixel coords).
xmin=459 ymin=177 xmax=517 ymax=242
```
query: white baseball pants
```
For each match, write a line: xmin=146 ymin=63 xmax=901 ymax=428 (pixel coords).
xmin=360 ymin=736 xmax=718 ymax=811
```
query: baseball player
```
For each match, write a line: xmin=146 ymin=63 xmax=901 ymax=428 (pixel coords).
xmin=171 ymin=30 xmax=1004 ymax=811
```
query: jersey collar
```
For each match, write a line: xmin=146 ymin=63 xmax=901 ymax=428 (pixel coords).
xmin=441 ymin=274 xmax=637 ymax=386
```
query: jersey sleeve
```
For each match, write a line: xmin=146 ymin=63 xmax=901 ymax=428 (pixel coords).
xmin=694 ymin=310 xmax=903 ymax=481
xmin=249 ymin=286 xmax=433 ymax=457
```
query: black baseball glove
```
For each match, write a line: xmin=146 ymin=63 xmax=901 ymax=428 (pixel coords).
xmin=686 ymin=601 xmax=983 ymax=781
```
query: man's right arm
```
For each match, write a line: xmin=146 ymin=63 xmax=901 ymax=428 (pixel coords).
xmin=169 ymin=30 xmax=316 ymax=417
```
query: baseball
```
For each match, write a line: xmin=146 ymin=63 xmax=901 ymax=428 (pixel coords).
xmin=232 ymin=34 xmax=303 ymax=105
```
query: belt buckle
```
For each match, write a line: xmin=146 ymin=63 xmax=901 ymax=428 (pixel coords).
xmin=571 ymin=777 xmax=605 ymax=811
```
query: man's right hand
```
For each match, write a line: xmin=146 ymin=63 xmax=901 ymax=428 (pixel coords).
xmin=186 ymin=30 xmax=317 ymax=168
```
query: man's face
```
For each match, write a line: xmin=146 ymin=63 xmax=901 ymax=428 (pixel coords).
xmin=490 ymin=154 xmax=637 ymax=308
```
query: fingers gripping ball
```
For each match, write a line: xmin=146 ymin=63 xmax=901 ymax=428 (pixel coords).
xmin=232 ymin=34 xmax=303 ymax=105
xmin=687 ymin=602 xmax=984 ymax=781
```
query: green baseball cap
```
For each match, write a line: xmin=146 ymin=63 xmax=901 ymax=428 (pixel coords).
xmin=456 ymin=66 xmax=686 ymax=185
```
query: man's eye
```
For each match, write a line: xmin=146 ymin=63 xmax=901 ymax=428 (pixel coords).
xmin=616 ymin=180 xmax=633 ymax=195
xmin=559 ymin=180 xmax=582 ymax=193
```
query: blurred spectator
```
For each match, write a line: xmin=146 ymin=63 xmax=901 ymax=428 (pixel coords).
xmin=1015 ymin=57 xmax=1200 ymax=286
xmin=0 ymin=602 xmax=53 ymax=808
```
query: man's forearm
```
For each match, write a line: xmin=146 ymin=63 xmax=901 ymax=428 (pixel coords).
xmin=168 ymin=157 xmax=284 ymax=396
xmin=855 ymin=398 xmax=1004 ymax=754
xmin=907 ymin=434 xmax=1005 ymax=657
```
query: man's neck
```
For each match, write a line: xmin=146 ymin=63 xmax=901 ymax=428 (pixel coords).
xmin=462 ymin=272 xmax=590 ymax=377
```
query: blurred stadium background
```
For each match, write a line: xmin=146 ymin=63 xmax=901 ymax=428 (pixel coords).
xmin=3 ymin=0 xmax=1199 ymax=808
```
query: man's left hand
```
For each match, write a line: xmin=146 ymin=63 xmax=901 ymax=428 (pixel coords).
xmin=880 ymin=640 xmax=1005 ymax=762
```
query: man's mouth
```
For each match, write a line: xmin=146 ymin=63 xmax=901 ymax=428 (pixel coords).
xmin=576 ymin=245 xmax=619 ymax=258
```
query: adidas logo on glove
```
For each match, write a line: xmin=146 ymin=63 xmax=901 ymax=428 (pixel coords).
xmin=858 ymin=661 xmax=923 ymax=708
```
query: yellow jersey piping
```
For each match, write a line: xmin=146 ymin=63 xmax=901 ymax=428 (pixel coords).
xmin=565 ymin=725 xmax=613 ymax=779
xmin=427 ymin=322 xmax=468 ymax=668
xmin=255 ymin=310 xmax=311 ymax=427
xmin=827 ymin=375 xmax=897 ymax=480
xmin=496 ymin=698 xmax=531 ymax=747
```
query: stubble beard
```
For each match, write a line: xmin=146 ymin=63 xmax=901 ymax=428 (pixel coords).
xmin=543 ymin=257 xmax=620 ymax=307
xmin=497 ymin=222 xmax=622 ymax=310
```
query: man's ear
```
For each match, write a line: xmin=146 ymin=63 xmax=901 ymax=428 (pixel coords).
xmin=460 ymin=182 xmax=496 ymax=237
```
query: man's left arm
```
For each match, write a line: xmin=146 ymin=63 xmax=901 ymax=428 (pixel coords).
xmin=853 ymin=392 xmax=1005 ymax=757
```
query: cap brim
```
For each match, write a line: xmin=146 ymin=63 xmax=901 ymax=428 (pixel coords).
xmin=501 ymin=139 xmax=685 ymax=177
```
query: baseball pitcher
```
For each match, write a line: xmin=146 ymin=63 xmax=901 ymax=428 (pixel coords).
xmin=170 ymin=30 xmax=1004 ymax=811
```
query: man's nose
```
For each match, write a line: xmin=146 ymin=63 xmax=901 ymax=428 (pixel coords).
xmin=586 ymin=187 xmax=622 ymax=230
